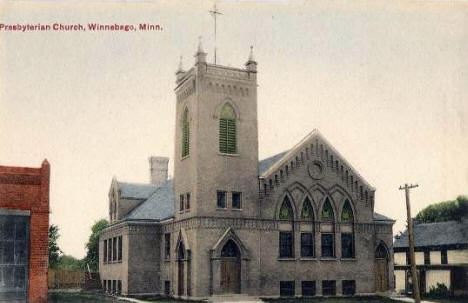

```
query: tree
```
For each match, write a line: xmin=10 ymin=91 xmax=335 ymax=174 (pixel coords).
xmin=48 ymin=224 xmax=62 ymax=268
xmin=83 ymin=219 xmax=109 ymax=271
xmin=56 ymin=254 xmax=84 ymax=270
xmin=415 ymin=195 xmax=468 ymax=223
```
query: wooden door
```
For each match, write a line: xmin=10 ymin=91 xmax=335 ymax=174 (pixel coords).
xmin=375 ymin=259 xmax=389 ymax=292
xmin=221 ymin=258 xmax=241 ymax=294
xmin=178 ymin=261 xmax=184 ymax=296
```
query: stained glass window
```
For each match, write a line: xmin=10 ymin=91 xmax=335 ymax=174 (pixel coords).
xmin=321 ymin=199 xmax=334 ymax=222
xmin=301 ymin=198 xmax=314 ymax=221
xmin=279 ymin=197 xmax=294 ymax=220
xmin=341 ymin=200 xmax=354 ymax=222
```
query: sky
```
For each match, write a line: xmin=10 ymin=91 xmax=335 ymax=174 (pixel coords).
xmin=0 ymin=0 xmax=467 ymax=259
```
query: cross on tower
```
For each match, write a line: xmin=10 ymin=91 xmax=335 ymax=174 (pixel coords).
xmin=209 ymin=4 xmax=223 ymax=64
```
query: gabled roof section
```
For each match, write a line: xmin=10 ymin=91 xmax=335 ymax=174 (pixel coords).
xmin=118 ymin=181 xmax=159 ymax=200
xmin=394 ymin=219 xmax=468 ymax=248
xmin=258 ymin=151 xmax=289 ymax=176
xmin=123 ymin=180 xmax=174 ymax=221
xmin=259 ymin=129 xmax=375 ymax=204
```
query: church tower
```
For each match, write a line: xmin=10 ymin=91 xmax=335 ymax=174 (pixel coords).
xmin=173 ymin=40 xmax=259 ymax=220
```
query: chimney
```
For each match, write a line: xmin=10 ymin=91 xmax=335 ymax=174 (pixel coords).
xmin=149 ymin=156 xmax=169 ymax=186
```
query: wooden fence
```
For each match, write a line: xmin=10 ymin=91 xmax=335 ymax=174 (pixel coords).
xmin=48 ymin=269 xmax=100 ymax=289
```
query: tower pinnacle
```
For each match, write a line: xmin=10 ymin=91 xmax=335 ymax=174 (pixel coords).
xmin=245 ymin=45 xmax=257 ymax=72
xmin=195 ymin=36 xmax=207 ymax=64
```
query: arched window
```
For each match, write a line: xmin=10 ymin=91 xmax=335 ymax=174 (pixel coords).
xmin=341 ymin=200 xmax=355 ymax=258
xmin=301 ymin=197 xmax=314 ymax=221
xmin=375 ymin=243 xmax=388 ymax=259
xmin=321 ymin=198 xmax=335 ymax=257
xmin=321 ymin=198 xmax=334 ymax=222
xmin=178 ymin=242 xmax=185 ymax=260
xmin=182 ymin=108 xmax=190 ymax=157
xmin=221 ymin=240 xmax=240 ymax=258
xmin=300 ymin=197 xmax=315 ymax=257
xmin=278 ymin=196 xmax=294 ymax=258
xmin=279 ymin=196 xmax=294 ymax=220
xmin=219 ymin=103 xmax=237 ymax=154
xmin=341 ymin=200 xmax=354 ymax=222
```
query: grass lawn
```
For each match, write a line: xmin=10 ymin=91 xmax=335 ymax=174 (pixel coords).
xmin=262 ymin=297 xmax=399 ymax=303
xmin=49 ymin=292 xmax=407 ymax=303
xmin=423 ymin=298 xmax=468 ymax=303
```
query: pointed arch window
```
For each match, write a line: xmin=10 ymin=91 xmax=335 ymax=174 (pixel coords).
xmin=341 ymin=200 xmax=354 ymax=222
xmin=279 ymin=196 xmax=294 ymax=258
xmin=321 ymin=199 xmax=334 ymax=222
xmin=341 ymin=200 xmax=355 ymax=258
xmin=182 ymin=108 xmax=190 ymax=157
xmin=301 ymin=197 xmax=314 ymax=221
xmin=219 ymin=103 xmax=237 ymax=154
xmin=279 ymin=196 xmax=294 ymax=220
xmin=321 ymin=198 xmax=335 ymax=258
xmin=300 ymin=197 xmax=315 ymax=257
xmin=221 ymin=240 xmax=240 ymax=258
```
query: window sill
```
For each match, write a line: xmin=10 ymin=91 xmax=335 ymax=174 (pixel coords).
xmin=277 ymin=257 xmax=296 ymax=261
xmin=216 ymin=208 xmax=227 ymax=211
xmin=340 ymin=258 xmax=357 ymax=261
xmin=299 ymin=257 xmax=317 ymax=261
xmin=181 ymin=155 xmax=190 ymax=161
xmin=320 ymin=257 xmax=337 ymax=261
xmin=164 ymin=258 xmax=171 ymax=262
xmin=218 ymin=152 xmax=240 ymax=157
xmin=232 ymin=208 xmax=243 ymax=211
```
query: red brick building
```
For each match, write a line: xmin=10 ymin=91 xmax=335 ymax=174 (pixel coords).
xmin=0 ymin=160 xmax=50 ymax=303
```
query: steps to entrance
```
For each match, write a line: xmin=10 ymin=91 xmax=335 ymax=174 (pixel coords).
xmin=208 ymin=294 xmax=263 ymax=303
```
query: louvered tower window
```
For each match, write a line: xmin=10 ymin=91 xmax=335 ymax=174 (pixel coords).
xmin=219 ymin=103 xmax=237 ymax=154
xmin=182 ymin=107 xmax=190 ymax=157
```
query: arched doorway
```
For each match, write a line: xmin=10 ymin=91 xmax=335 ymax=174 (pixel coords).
xmin=177 ymin=242 xmax=185 ymax=296
xmin=220 ymin=240 xmax=241 ymax=294
xmin=375 ymin=243 xmax=389 ymax=292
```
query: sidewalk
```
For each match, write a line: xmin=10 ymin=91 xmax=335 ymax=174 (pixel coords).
xmin=388 ymin=295 xmax=438 ymax=303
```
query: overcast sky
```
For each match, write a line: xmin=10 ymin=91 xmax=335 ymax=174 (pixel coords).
xmin=1 ymin=1 xmax=467 ymax=258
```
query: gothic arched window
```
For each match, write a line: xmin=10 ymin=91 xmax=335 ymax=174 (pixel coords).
xmin=221 ymin=240 xmax=240 ymax=258
xmin=219 ymin=103 xmax=237 ymax=154
xmin=279 ymin=196 xmax=294 ymax=220
xmin=341 ymin=200 xmax=355 ymax=258
xmin=341 ymin=200 xmax=354 ymax=222
xmin=321 ymin=198 xmax=335 ymax=257
xmin=321 ymin=198 xmax=334 ymax=222
xmin=300 ymin=197 xmax=315 ymax=257
xmin=182 ymin=108 xmax=190 ymax=157
xmin=375 ymin=243 xmax=389 ymax=259
xmin=301 ymin=197 xmax=314 ymax=221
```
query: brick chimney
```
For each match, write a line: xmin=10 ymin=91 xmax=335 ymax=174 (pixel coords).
xmin=149 ymin=156 xmax=169 ymax=186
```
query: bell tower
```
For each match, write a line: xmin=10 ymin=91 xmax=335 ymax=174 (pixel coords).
xmin=173 ymin=40 xmax=259 ymax=220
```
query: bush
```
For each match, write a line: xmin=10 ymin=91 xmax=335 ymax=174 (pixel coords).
xmin=427 ymin=283 xmax=450 ymax=299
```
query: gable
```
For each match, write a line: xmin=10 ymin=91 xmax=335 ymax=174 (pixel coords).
xmin=259 ymin=129 xmax=375 ymax=205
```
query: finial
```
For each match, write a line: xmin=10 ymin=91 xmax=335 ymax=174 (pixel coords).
xmin=177 ymin=55 xmax=184 ymax=73
xmin=197 ymin=36 xmax=204 ymax=54
xmin=248 ymin=45 xmax=255 ymax=62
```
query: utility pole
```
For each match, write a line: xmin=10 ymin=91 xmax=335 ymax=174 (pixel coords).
xmin=399 ymin=183 xmax=421 ymax=303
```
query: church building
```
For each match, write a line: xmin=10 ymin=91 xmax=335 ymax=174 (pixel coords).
xmin=99 ymin=40 xmax=395 ymax=299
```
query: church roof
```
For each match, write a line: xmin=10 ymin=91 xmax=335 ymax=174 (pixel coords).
xmin=373 ymin=212 xmax=395 ymax=222
xmin=394 ymin=219 xmax=468 ymax=248
xmin=258 ymin=151 xmax=289 ymax=176
xmin=118 ymin=182 xmax=159 ymax=200
xmin=123 ymin=180 xmax=174 ymax=221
